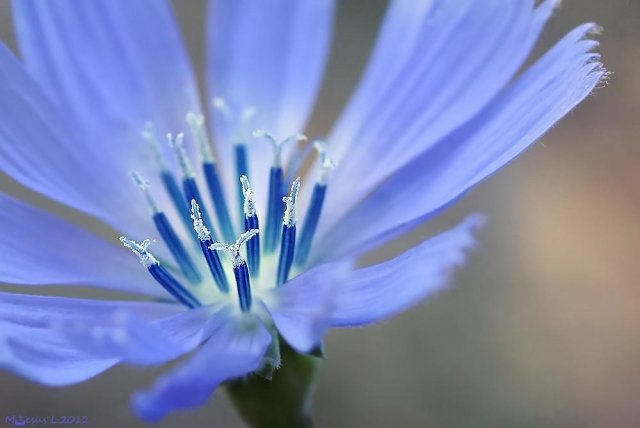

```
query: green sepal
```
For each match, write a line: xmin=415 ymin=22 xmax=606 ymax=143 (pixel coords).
xmin=226 ymin=342 xmax=320 ymax=428
xmin=256 ymin=327 xmax=282 ymax=380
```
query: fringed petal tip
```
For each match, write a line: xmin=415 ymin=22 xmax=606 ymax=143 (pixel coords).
xmin=579 ymin=23 xmax=609 ymax=89
xmin=329 ymin=214 xmax=484 ymax=328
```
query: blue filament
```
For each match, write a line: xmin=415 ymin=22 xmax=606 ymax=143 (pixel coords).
xmin=244 ymin=215 xmax=260 ymax=277
xmin=233 ymin=262 xmax=252 ymax=312
xmin=264 ymin=167 xmax=284 ymax=253
xmin=153 ymin=212 xmax=202 ymax=284
xmin=276 ymin=225 xmax=296 ymax=286
xmin=235 ymin=144 xmax=249 ymax=224
xmin=148 ymin=264 xmax=201 ymax=308
xmin=199 ymin=239 xmax=230 ymax=293
xmin=294 ymin=183 xmax=327 ymax=267
xmin=203 ymin=162 xmax=235 ymax=243
xmin=183 ymin=177 xmax=218 ymax=242
xmin=160 ymin=170 xmax=198 ymax=241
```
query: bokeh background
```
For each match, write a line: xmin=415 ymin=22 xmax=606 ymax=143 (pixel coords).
xmin=1 ymin=0 xmax=639 ymax=427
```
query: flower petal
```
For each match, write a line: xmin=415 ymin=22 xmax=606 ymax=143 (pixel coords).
xmin=314 ymin=23 xmax=605 ymax=262
xmin=207 ymin=0 xmax=336 ymax=202
xmin=131 ymin=310 xmax=271 ymax=422
xmin=258 ymin=262 xmax=350 ymax=353
xmin=0 ymin=323 xmax=118 ymax=387
xmin=329 ymin=215 xmax=483 ymax=327
xmin=12 ymin=0 xmax=200 ymax=139
xmin=60 ymin=305 xmax=221 ymax=366
xmin=322 ymin=0 xmax=557 ymax=226
xmin=0 ymin=193 xmax=165 ymax=297
xmin=0 ymin=43 xmax=158 ymax=239
xmin=9 ymin=0 xmax=202 ymax=239
xmin=0 ymin=291 xmax=184 ymax=386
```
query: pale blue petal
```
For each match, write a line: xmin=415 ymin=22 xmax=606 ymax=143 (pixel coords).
xmin=60 ymin=305 xmax=220 ymax=366
xmin=0 ymin=193 xmax=166 ymax=297
xmin=322 ymin=0 xmax=557 ymax=227
xmin=0 ymin=43 xmax=156 ymax=239
xmin=207 ymin=0 xmax=335 ymax=200
xmin=330 ymin=216 xmax=483 ymax=327
xmin=0 ymin=323 xmax=118 ymax=387
xmin=258 ymin=262 xmax=350 ymax=353
xmin=0 ymin=292 xmax=184 ymax=385
xmin=9 ymin=0 xmax=201 ymax=240
xmin=131 ymin=310 xmax=271 ymax=422
xmin=12 ymin=0 xmax=200 ymax=141
xmin=314 ymin=24 xmax=604 ymax=262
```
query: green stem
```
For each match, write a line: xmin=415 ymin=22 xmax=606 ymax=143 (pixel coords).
xmin=226 ymin=343 xmax=320 ymax=428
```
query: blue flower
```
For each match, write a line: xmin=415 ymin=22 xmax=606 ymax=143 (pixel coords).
xmin=0 ymin=0 xmax=604 ymax=422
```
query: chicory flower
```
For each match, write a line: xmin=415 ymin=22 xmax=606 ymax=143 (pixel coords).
xmin=0 ymin=0 xmax=604 ymax=423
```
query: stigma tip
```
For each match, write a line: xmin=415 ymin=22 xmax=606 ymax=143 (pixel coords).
xmin=283 ymin=177 xmax=301 ymax=227
xmin=120 ymin=237 xmax=158 ymax=267
xmin=190 ymin=199 xmax=211 ymax=242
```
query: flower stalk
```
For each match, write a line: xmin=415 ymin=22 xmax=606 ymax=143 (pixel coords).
xmin=227 ymin=343 xmax=320 ymax=428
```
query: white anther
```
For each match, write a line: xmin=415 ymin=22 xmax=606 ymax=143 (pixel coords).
xmin=313 ymin=141 xmax=338 ymax=185
xmin=186 ymin=112 xmax=215 ymax=163
xmin=283 ymin=177 xmax=301 ymax=228
xmin=190 ymin=199 xmax=211 ymax=242
xmin=253 ymin=131 xmax=307 ymax=166
xmin=240 ymin=175 xmax=256 ymax=218
xmin=120 ymin=237 xmax=159 ymax=268
xmin=142 ymin=122 xmax=167 ymax=170
xmin=167 ymin=132 xmax=194 ymax=178
xmin=130 ymin=171 xmax=159 ymax=214
xmin=209 ymin=229 xmax=259 ymax=267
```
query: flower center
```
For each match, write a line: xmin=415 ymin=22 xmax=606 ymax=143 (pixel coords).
xmin=121 ymin=106 xmax=335 ymax=313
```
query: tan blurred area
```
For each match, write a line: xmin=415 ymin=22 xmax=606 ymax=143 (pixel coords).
xmin=1 ymin=1 xmax=639 ymax=427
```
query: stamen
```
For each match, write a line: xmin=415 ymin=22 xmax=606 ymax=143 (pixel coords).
xmin=130 ymin=171 xmax=202 ymax=284
xmin=282 ymin=177 xmax=301 ymax=228
xmin=212 ymin=98 xmax=256 ymax=227
xmin=120 ymin=237 xmax=157 ymax=267
xmin=295 ymin=142 xmax=336 ymax=267
xmin=120 ymin=237 xmax=201 ymax=308
xmin=190 ymin=200 xmax=230 ymax=293
xmin=294 ymin=184 xmax=327 ymax=267
xmin=186 ymin=112 xmax=214 ymax=163
xmin=277 ymin=178 xmax=300 ymax=286
xmin=143 ymin=123 xmax=196 ymax=239
xmin=253 ymin=130 xmax=307 ymax=167
xmin=167 ymin=132 xmax=194 ymax=178
xmin=211 ymin=97 xmax=233 ymax=123
xmin=211 ymin=98 xmax=256 ymax=144
xmin=190 ymin=199 xmax=211 ymax=242
xmin=234 ymin=144 xmax=249 ymax=215
xmin=142 ymin=122 xmax=168 ymax=171
xmin=313 ymin=140 xmax=338 ymax=185
xmin=210 ymin=229 xmax=259 ymax=312
xmin=284 ymin=139 xmax=315 ymax=192
xmin=253 ymin=131 xmax=307 ymax=254
xmin=204 ymin=163 xmax=235 ymax=242
xmin=186 ymin=113 xmax=235 ymax=243
xmin=241 ymin=175 xmax=260 ymax=277
xmin=264 ymin=165 xmax=284 ymax=253
xmin=168 ymin=132 xmax=218 ymax=242
xmin=130 ymin=171 xmax=159 ymax=214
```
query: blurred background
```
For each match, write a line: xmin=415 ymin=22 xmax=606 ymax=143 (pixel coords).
xmin=1 ymin=0 xmax=639 ymax=427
